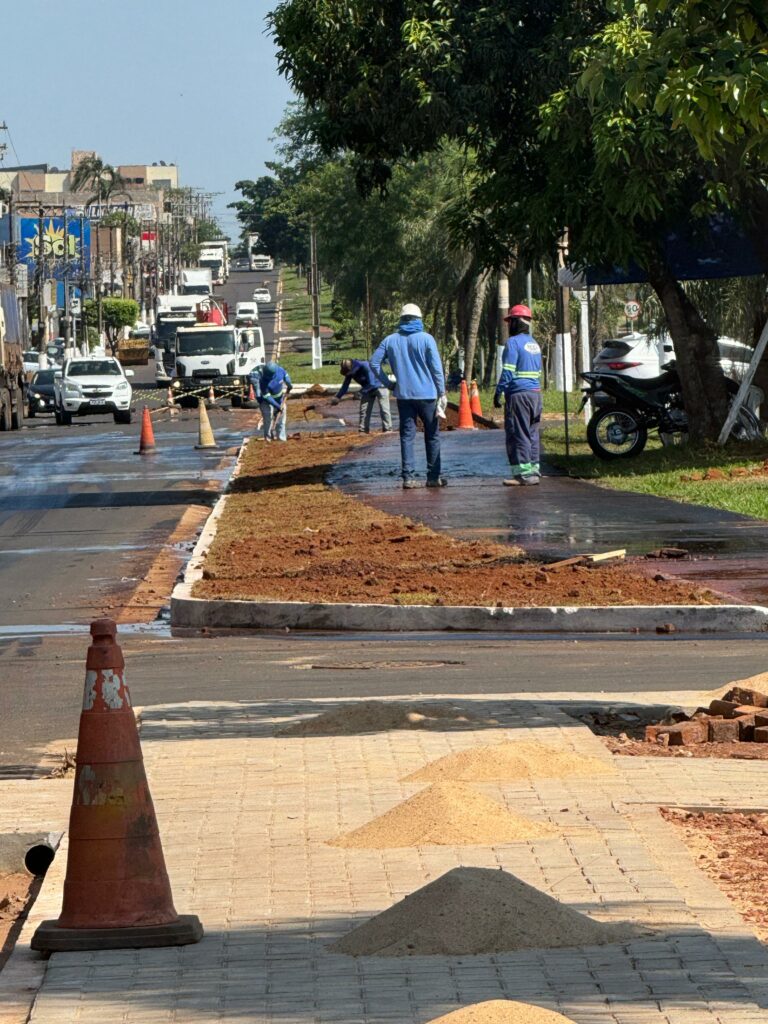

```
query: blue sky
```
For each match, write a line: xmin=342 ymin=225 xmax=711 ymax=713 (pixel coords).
xmin=2 ymin=0 xmax=293 ymax=238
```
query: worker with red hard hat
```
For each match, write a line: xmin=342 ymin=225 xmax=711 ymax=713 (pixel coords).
xmin=493 ymin=303 xmax=543 ymax=485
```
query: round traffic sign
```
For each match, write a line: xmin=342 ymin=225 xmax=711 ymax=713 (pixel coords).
xmin=624 ymin=300 xmax=641 ymax=320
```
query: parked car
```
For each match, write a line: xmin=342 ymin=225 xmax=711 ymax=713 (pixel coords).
xmin=235 ymin=301 xmax=259 ymax=326
xmin=252 ymin=287 xmax=271 ymax=304
xmin=26 ymin=368 xmax=57 ymax=416
xmin=23 ymin=350 xmax=40 ymax=375
xmin=53 ymin=356 xmax=134 ymax=425
xmin=592 ymin=332 xmax=753 ymax=382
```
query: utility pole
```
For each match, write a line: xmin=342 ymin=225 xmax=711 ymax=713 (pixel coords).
xmin=554 ymin=233 xmax=573 ymax=393
xmin=36 ymin=206 xmax=47 ymax=360
xmin=62 ymin=209 xmax=71 ymax=352
xmin=309 ymin=218 xmax=322 ymax=369
xmin=496 ymin=270 xmax=509 ymax=381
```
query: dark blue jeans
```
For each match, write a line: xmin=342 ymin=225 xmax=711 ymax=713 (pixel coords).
xmin=397 ymin=398 xmax=441 ymax=481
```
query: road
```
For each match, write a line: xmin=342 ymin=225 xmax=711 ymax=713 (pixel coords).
xmin=1 ymin=263 xmax=767 ymax=776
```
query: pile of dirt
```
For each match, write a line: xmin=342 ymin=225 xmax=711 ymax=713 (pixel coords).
xmin=278 ymin=700 xmax=492 ymax=737
xmin=680 ymin=460 xmax=768 ymax=482
xmin=662 ymin=808 xmax=768 ymax=941
xmin=330 ymin=782 xmax=556 ymax=848
xmin=330 ymin=866 xmax=639 ymax=956
xmin=0 ymin=872 xmax=38 ymax=970
xmin=427 ymin=1002 xmax=576 ymax=1024
xmin=405 ymin=741 xmax=614 ymax=783
xmin=196 ymin=433 xmax=716 ymax=608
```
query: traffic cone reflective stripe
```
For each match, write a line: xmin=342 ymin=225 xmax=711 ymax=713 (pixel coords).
xmin=31 ymin=619 xmax=202 ymax=951
xmin=135 ymin=405 xmax=156 ymax=454
xmin=195 ymin=397 xmax=218 ymax=449
xmin=470 ymin=379 xmax=483 ymax=418
xmin=457 ymin=380 xmax=475 ymax=429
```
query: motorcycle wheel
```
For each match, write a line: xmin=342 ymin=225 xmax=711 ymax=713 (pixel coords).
xmin=731 ymin=405 xmax=764 ymax=442
xmin=587 ymin=405 xmax=648 ymax=459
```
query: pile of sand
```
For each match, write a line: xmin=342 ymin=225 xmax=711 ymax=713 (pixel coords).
xmin=330 ymin=782 xmax=556 ymax=848
xmin=278 ymin=700 xmax=493 ymax=737
xmin=404 ymin=741 xmax=614 ymax=783
xmin=705 ymin=670 xmax=768 ymax=701
xmin=330 ymin=866 xmax=639 ymax=956
xmin=427 ymin=1002 xmax=576 ymax=1024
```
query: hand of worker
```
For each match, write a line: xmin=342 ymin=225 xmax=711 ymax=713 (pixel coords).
xmin=493 ymin=392 xmax=503 ymax=409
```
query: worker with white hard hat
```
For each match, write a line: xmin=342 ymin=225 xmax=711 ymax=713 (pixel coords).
xmin=371 ymin=302 xmax=447 ymax=488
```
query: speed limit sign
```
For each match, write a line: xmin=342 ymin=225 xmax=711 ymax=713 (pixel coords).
xmin=624 ymin=299 xmax=641 ymax=320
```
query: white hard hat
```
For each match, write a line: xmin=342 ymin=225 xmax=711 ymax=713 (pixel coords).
xmin=400 ymin=302 xmax=422 ymax=318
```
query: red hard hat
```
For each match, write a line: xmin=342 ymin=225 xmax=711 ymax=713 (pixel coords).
xmin=504 ymin=303 xmax=533 ymax=321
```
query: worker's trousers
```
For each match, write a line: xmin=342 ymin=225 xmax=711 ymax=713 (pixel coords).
xmin=504 ymin=391 xmax=542 ymax=476
xmin=397 ymin=398 xmax=441 ymax=482
xmin=259 ymin=400 xmax=287 ymax=441
xmin=359 ymin=388 xmax=392 ymax=433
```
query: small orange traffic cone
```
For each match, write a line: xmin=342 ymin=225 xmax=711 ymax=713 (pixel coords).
xmin=248 ymin=382 xmax=256 ymax=403
xmin=166 ymin=386 xmax=175 ymax=407
xmin=135 ymin=405 xmax=156 ymax=454
xmin=208 ymin=385 xmax=216 ymax=406
xmin=470 ymin=379 xmax=483 ymax=418
xmin=31 ymin=619 xmax=203 ymax=952
xmin=457 ymin=380 xmax=475 ymax=429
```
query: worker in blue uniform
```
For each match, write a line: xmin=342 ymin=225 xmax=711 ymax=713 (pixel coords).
xmin=331 ymin=358 xmax=392 ymax=433
xmin=493 ymin=303 xmax=542 ymax=486
xmin=250 ymin=361 xmax=293 ymax=441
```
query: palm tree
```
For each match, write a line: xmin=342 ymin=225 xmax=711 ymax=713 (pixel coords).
xmin=70 ymin=156 xmax=126 ymax=208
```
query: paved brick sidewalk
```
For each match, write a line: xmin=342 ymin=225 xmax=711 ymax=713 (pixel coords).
xmin=3 ymin=690 xmax=768 ymax=1023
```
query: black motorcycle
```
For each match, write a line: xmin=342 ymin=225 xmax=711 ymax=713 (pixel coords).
xmin=579 ymin=362 xmax=762 ymax=459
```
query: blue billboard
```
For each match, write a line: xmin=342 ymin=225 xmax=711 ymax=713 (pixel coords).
xmin=18 ymin=215 xmax=91 ymax=278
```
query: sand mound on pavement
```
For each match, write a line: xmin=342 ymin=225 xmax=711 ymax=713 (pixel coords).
xmin=330 ymin=782 xmax=557 ymax=848
xmin=404 ymin=741 xmax=614 ymax=782
xmin=330 ymin=866 xmax=639 ymax=956
xmin=278 ymin=700 xmax=493 ymax=736
xmin=427 ymin=1002 xmax=576 ymax=1024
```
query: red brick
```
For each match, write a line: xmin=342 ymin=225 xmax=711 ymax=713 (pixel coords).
xmin=738 ymin=716 xmax=756 ymax=741
xmin=755 ymin=713 xmax=768 ymax=729
xmin=725 ymin=687 xmax=768 ymax=709
xmin=709 ymin=700 xmax=739 ymax=718
xmin=707 ymin=719 xmax=741 ymax=743
xmin=754 ymin=727 xmax=768 ymax=743
xmin=668 ymin=721 xmax=707 ymax=745
xmin=645 ymin=724 xmax=672 ymax=742
xmin=732 ymin=704 xmax=763 ymax=717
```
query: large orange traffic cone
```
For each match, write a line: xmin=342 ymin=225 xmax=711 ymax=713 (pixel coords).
xmin=31 ymin=619 xmax=203 ymax=952
xmin=135 ymin=405 xmax=156 ymax=455
xmin=195 ymin=397 xmax=218 ymax=450
xmin=470 ymin=379 xmax=483 ymax=418
xmin=457 ymin=380 xmax=475 ymax=429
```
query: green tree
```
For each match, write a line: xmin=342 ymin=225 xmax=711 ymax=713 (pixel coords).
xmin=71 ymin=157 xmax=127 ymax=207
xmin=84 ymin=298 xmax=139 ymax=356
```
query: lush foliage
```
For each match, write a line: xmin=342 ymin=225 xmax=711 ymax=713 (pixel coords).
xmin=84 ymin=298 xmax=139 ymax=355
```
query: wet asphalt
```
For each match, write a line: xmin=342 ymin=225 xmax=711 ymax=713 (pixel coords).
xmin=2 ymin=280 xmax=768 ymax=777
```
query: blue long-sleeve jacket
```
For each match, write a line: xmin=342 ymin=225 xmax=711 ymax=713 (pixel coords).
xmin=370 ymin=325 xmax=445 ymax=400
xmin=335 ymin=359 xmax=379 ymax=399
xmin=495 ymin=333 xmax=542 ymax=396
xmin=250 ymin=365 xmax=292 ymax=409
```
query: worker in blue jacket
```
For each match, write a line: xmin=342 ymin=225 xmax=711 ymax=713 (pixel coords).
xmin=371 ymin=302 xmax=447 ymax=488
xmin=493 ymin=304 xmax=542 ymax=486
xmin=250 ymin=361 xmax=292 ymax=441
xmin=331 ymin=358 xmax=392 ymax=433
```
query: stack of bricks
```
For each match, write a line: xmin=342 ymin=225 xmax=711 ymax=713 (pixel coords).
xmin=645 ymin=685 xmax=768 ymax=746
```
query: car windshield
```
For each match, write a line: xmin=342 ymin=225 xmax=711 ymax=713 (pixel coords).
xmin=32 ymin=370 xmax=55 ymax=385
xmin=24 ymin=351 xmax=39 ymax=363
xmin=68 ymin=360 xmax=122 ymax=376
xmin=176 ymin=330 xmax=236 ymax=356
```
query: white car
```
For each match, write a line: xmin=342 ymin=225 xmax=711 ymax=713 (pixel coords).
xmin=235 ymin=301 xmax=259 ymax=326
xmin=23 ymin=350 xmax=41 ymax=375
xmin=592 ymin=333 xmax=753 ymax=381
xmin=54 ymin=356 xmax=134 ymax=426
xmin=252 ymin=287 xmax=271 ymax=304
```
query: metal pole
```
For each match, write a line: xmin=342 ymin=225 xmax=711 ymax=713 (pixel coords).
xmin=717 ymin=314 xmax=768 ymax=444
xmin=557 ymin=283 xmax=570 ymax=455
xmin=310 ymin=218 xmax=322 ymax=368
xmin=496 ymin=270 xmax=509 ymax=382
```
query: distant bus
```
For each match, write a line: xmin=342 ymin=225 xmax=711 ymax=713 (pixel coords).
xmin=250 ymin=254 xmax=274 ymax=271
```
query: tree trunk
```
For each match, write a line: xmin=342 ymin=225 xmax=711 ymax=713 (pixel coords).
xmin=464 ymin=268 xmax=493 ymax=382
xmin=648 ymin=271 xmax=729 ymax=441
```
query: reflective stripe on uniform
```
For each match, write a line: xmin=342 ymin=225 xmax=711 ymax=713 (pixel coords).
xmin=502 ymin=364 xmax=516 ymax=371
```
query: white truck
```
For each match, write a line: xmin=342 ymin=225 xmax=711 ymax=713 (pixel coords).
xmin=171 ymin=323 xmax=264 ymax=407
xmin=180 ymin=268 xmax=213 ymax=297
xmin=251 ymin=254 xmax=274 ymax=271
xmin=154 ymin=294 xmax=199 ymax=385
xmin=53 ymin=356 xmax=134 ymax=425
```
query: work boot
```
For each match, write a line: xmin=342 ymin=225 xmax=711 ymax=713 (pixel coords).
xmin=426 ymin=477 xmax=448 ymax=488
xmin=503 ymin=475 xmax=540 ymax=486
xmin=402 ymin=479 xmax=422 ymax=489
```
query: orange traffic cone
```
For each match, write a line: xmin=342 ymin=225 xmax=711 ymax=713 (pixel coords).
xmin=31 ymin=619 xmax=203 ymax=951
xmin=135 ymin=405 xmax=156 ymax=454
xmin=166 ymin=386 xmax=175 ymax=407
xmin=208 ymin=385 xmax=216 ymax=406
xmin=248 ymin=382 xmax=256 ymax=403
xmin=457 ymin=380 xmax=475 ymax=429
xmin=470 ymin=379 xmax=483 ymax=418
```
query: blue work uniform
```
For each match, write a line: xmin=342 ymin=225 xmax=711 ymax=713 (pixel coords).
xmin=336 ymin=359 xmax=392 ymax=433
xmin=251 ymin=364 xmax=292 ymax=441
xmin=495 ymin=332 xmax=543 ymax=477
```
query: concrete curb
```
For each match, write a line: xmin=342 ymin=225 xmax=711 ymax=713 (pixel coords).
xmin=171 ymin=457 xmax=768 ymax=636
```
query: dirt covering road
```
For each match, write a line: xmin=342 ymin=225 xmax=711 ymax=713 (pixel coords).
xmin=195 ymin=433 xmax=717 ymax=607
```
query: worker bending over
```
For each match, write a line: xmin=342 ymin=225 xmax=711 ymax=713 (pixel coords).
xmin=331 ymin=358 xmax=392 ymax=433
xmin=251 ymin=361 xmax=293 ymax=441
xmin=493 ymin=304 xmax=542 ymax=486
